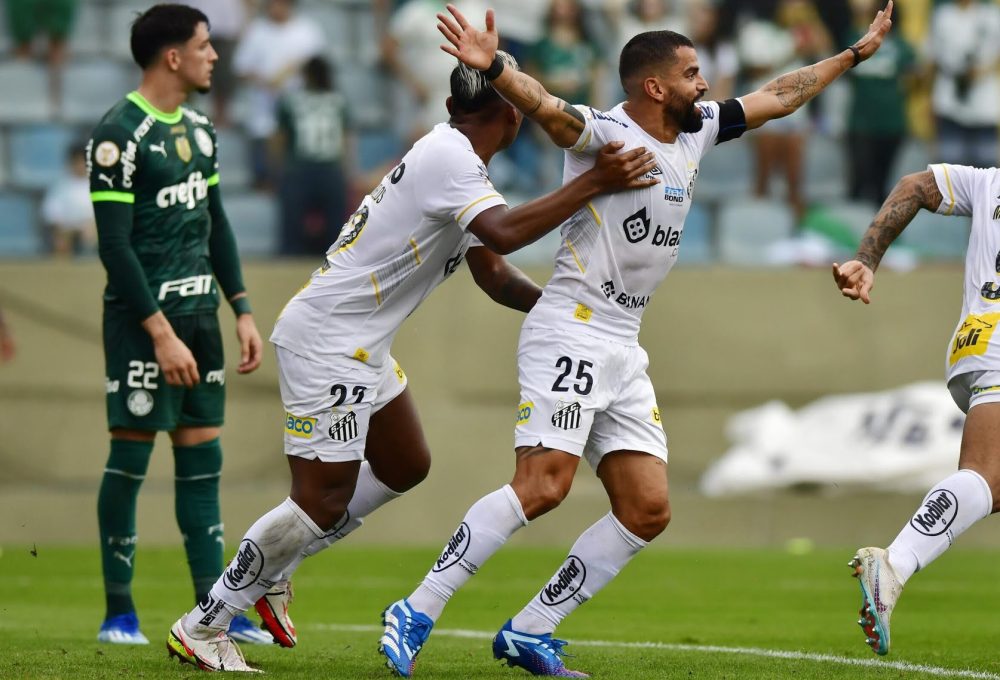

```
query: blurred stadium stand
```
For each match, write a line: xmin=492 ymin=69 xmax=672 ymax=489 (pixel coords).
xmin=0 ymin=0 xmax=957 ymax=266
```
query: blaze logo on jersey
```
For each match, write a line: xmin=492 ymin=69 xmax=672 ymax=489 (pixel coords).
xmin=551 ymin=401 xmax=581 ymax=430
xmin=622 ymin=207 xmax=651 ymax=243
xmin=328 ymin=411 xmax=359 ymax=442
xmin=156 ymin=171 xmax=209 ymax=209
xmin=950 ymin=313 xmax=1000 ymax=364
xmin=158 ymin=274 xmax=213 ymax=300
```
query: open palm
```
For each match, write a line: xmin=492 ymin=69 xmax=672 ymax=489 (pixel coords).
xmin=437 ymin=4 xmax=498 ymax=70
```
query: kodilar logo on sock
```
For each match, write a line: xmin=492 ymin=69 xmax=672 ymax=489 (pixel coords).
xmin=909 ymin=489 xmax=959 ymax=536
xmin=432 ymin=522 xmax=470 ymax=572
xmin=539 ymin=555 xmax=587 ymax=606
xmin=223 ymin=539 xmax=264 ymax=591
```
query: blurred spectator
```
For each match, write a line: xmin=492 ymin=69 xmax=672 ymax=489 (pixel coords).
xmin=233 ymin=0 xmax=324 ymax=189
xmin=845 ymin=0 xmax=915 ymax=205
xmin=5 ymin=0 xmax=78 ymax=107
xmin=41 ymin=143 xmax=95 ymax=257
xmin=928 ymin=0 xmax=1000 ymax=168
xmin=383 ymin=0 xmax=487 ymax=143
xmin=182 ymin=0 xmax=250 ymax=127
xmin=689 ymin=0 xmax=737 ymax=101
xmin=490 ymin=0 xmax=548 ymax=63
xmin=528 ymin=0 xmax=605 ymax=188
xmin=275 ymin=56 xmax=352 ymax=256
xmin=0 ymin=306 xmax=14 ymax=363
xmin=738 ymin=0 xmax=831 ymax=222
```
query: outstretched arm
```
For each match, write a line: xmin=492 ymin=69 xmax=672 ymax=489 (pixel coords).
xmin=437 ymin=5 xmax=587 ymax=148
xmin=468 ymin=142 xmax=657 ymax=254
xmin=741 ymin=1 xmax=893 ymax=130
xmin=832 ymin=169 xmax=942 ymax=304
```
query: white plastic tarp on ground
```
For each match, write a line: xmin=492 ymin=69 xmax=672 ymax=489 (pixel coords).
xmin=700 ymin=382 xmax=966 ymax=496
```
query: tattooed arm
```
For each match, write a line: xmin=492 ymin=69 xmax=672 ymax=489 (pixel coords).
xmin=832 ymin=170 xmax=943 ymax=304
xmin=436 ymin=4 xmax=587 ymax=147
xmin=741 ymin=2 xmax=893 ymax=130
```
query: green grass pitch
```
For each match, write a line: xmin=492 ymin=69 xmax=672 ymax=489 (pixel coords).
xmin=3 ymin=545 xmax=999 ymax=679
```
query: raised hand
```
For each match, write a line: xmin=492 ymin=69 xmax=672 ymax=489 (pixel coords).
xmin=852 ymin=1 xmax=893 ymax=62
xmin=832 ymin=260 xmax=875 ymax=304
xmin=590 ymin=142 xmax=659 ymax=193
xmin=437 ymin=4 xmax=498 ymax=69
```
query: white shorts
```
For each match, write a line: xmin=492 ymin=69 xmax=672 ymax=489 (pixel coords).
xmin=513 ymin=327 xmax=667 ymax=470
xmin=948 ymin=370 xmax=1000 ymax=414
xmin=276 ymin=346 xmax=408 ymax=462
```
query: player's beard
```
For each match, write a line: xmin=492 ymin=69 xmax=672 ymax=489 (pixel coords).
xmin=665 ymin=91 xmax=703 ymax=134
xmin=196 ymin=85 xmax=212 ymax=95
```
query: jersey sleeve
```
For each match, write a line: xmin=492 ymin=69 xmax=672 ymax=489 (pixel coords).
xmin=567 ymin=105 xmax=632 ymax=154
xmin=688 ymin=99 xmax=747 ymax=159
xmin=88 ymin=124 xmax=136 ymax=203
xmin=422 ymin=151 xmax=508 ymax=231
xmin=930 ymin=163 xmax=985 ymax=217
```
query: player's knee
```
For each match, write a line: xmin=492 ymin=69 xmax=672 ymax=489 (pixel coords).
xmin=520 ymin=476 xmax=572 ymax=518
xmin=369 ymin=447 xmax=430 ymax=493
xmin=292 ymin=488 xmax=352 ymax=531
xmin=618 ymin=501 xmax=670 ymax=542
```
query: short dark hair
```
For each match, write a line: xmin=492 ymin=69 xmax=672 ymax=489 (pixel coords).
xmin=449 ymin=51 xmax=519 ymax=116
xmin=619 ymin=30 xmax=694 ymax=94
xmin=303 ymin=56 xmax=333 ymax=91
xmin=130 ymin=4 xmax=210 ymax=70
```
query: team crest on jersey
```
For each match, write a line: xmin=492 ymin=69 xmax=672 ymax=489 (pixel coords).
xmin=551 ymin=401 xmax=581 ymax=430
xmin=194 ymin=128 xmax=214 ymax=157
xmin=686 ymin=164 xmax=699 ymax=199
xmin=95 ymin=141 xmax=120 ymax=167
xmin=127 ymin=389 xmax=154 ymax=416
xmin=336 ymin=206 xmax=369 ymax=252
xmin=175 ymin=135 xmax=193 ymax=162
xmin=622 ymin=207 xmax=651 ymax=243
xmin=328 ymin=411 xmax=359 ymax=442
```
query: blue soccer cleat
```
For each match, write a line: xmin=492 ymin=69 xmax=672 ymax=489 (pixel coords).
xmin=492 ymin=619 xmax=589 ymax=678
xmin=227 ymin=613 xmax=274 ymax=645
xmin=97 ymin=612 xmax=150 ymax=644
xmin=379 ymin=599 xmax=434 ymax=677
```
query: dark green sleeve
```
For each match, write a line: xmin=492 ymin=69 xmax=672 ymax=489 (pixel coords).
xmin=207 ymin=183 xmax=250 ymax=316
xmin=94 ymin=201 xmax=160 ymax=319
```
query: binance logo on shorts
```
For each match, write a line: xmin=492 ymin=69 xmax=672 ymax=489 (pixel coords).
xmin=551 ymin=401 xmax=581 ymax=430
xmin=329 ymin=411 xmax=359 ymax=442
xmin=516 ymin=402 xmax=533 ymax=425
xmin=285 ymin=413 xmax=317 ymax=439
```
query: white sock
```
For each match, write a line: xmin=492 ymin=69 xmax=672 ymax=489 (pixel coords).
xmin=511 ymin=512 xmax=647 ymax=635
xmin=408 ymin=485 xmax=528 ymax=621
xmin=887 ymin=469 xmax=992 ymax=585
xmin=277 ymin=462 xmax=403 ymax=581
xmin=183 ymin=498 xmax=323 ymax=637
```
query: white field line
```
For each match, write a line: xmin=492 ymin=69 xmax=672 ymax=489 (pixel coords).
xmin=311 ymin=623 xmax=1000 ymax=680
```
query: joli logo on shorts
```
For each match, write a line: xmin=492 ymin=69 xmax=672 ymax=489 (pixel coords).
xmin=223 ymin=539 xmax=263 ymax=591
xmin=909 ymin=489 xmax=959 ymax=536
xmin=539 ymin=555 xmax=587 ymax=606
xmin=432 ymin=522 xmax=470 ymax=572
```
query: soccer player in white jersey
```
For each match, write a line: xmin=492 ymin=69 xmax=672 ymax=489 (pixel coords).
xmin=835 ymin=164 xmax=1000 ymax=656
xmin=164 ymin=54 xmax=659 ymax=672
xmin=377 ymin=4 xmax=895 ymax=678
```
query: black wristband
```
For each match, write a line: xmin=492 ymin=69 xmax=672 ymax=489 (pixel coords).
xmin=848 ymin=45 xmax=861 ymax=68
xmin=231 ymin=296 xmax=252 ymax=316
xmin=482 ymin=54 xmax=505 ymax=80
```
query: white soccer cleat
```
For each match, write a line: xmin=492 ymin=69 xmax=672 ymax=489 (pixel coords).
xmin=167 ymin=617 xmax=261 ymax=672
xmin=255 ymin=581 xmax=297 ymax=648
xmin=849 ymin=547 xmax=903 ymax=656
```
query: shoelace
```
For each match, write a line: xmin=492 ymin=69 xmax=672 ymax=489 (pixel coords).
xmin=545 ymin=637 xmax=573 ymax=659
xmin=403 ymin=618 xmax=431 ymax=652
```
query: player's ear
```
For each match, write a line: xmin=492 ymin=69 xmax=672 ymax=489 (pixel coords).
xmin=445 ymin=96 xmax=454 ymax=116
xmin=164 ymin=46 xmax=183 ymax=72
xmin=643 ymin=75 xmax=666 ymax=103
xmin=506 ymin=103 xmax=520 ymax=125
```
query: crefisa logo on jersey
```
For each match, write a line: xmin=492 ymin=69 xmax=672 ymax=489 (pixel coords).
xmin=224 ymin=539 xmax=264 ymax=591
xmin=539 ymin=555 xmax=587 ymax=606
xmin=909 ymin=489 xmax=959 ymax=536
xmin=432 ymin=522 xmax=471 ymax=572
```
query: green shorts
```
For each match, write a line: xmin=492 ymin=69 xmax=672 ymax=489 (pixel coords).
xmin=104 ymin=311 xmax=226 ymax=432
xmin=6 ymin=0 xmax=78 ymax=43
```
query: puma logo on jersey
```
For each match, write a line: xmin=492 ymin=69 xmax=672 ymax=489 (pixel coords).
xmin=98 ymin=173 xmax=115 ymax=188
xmin=149 ymin=141 xmax=168 ymax=157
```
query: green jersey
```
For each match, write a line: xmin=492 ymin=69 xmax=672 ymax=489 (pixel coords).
xmin=89 ymin=91 xmax=222 ymax=317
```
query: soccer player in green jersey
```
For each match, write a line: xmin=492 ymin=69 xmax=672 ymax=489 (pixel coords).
xmin=89 ymin=4 xmax=266 ymax=646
